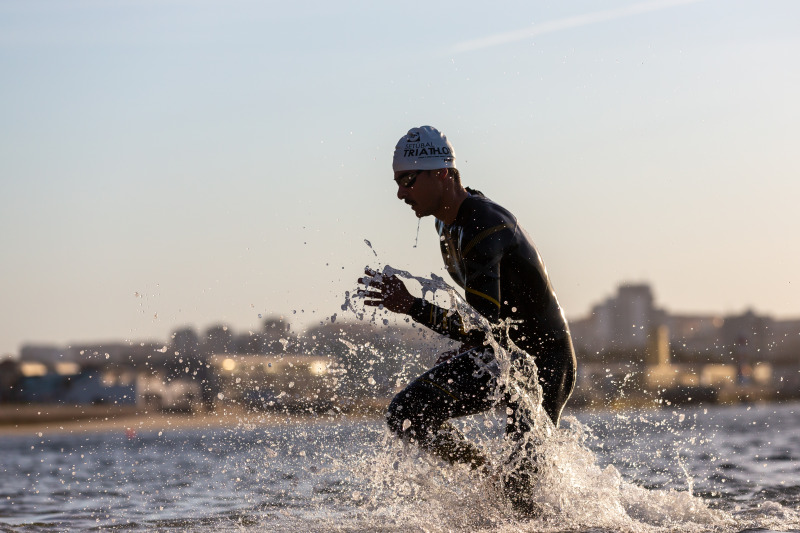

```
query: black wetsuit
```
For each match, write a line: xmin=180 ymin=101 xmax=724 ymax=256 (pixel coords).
xmin=386 ymin=189 xmax=577 ymax=469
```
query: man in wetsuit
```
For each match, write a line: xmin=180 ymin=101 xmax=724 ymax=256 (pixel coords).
xmin=359 ymin=125 xmax=576 ymax=513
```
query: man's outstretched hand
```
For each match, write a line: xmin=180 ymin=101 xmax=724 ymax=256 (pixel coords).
xmin=358 ymin=268 xmax=415 ymax=314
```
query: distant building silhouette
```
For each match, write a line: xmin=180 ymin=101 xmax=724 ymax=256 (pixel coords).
xmin=569 ymin=283 xmax=799 ymax=365
xmin=171 ymin=328 xmax=200 ymax=359
xmin=571 ymin=283 xmax=666 ymax=358
xmin=5 ymin=284 xmax=800 ymax=410
xmin=204 ymin=324 xmax=235 ymax=355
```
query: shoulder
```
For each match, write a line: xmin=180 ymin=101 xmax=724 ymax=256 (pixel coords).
xmin=459 ymin=194 xmax=517 ymax=232
xmin=456 ymin=195 xmax=518 ymax=256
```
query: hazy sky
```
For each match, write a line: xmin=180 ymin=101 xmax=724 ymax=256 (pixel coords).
xmin=2 ymin=0 xmax=799 ymax=356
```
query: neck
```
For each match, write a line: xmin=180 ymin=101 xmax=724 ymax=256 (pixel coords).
xmin=435 ymin=185 xmax=470 ymax=225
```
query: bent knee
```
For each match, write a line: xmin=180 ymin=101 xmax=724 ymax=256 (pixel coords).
xmin=385 ymin=396 xmax=409 ymax=436
xmin=386 ymin=394 xmax=432 ymax=439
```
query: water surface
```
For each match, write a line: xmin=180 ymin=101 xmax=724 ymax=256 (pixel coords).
xmin=1 ymin=403 xmax=799 ymax=532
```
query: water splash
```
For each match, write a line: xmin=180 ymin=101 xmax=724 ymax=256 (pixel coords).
xmin=364 ymin=239 xmax=378 ymax=257
xmin=341 ymin=266 xmax=745 ymax=532
xmin=336 ymin=413 xmax=741 ymax=532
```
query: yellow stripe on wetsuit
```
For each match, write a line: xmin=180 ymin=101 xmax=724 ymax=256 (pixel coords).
xmin=462 ymin=222 xmax=512 ymax=310
xmin=423 ymin=302 xmax=465 ymax=336
xmin=466 ymin=287 xmax=501 ymax=309
xmin=420 ymin=378 xmax=459 ymax=401
xmin=462 ymin=222 xmax=514 ymax=256
xmin=427 ymin=305 xmax=449 ymax=329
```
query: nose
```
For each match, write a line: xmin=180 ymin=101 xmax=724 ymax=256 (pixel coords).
xmin=397 ymin=185 xmax=408 ymax=200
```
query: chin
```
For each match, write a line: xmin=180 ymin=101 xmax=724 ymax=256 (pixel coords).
xmin=408 ymin=203 xmax=429 ymax=218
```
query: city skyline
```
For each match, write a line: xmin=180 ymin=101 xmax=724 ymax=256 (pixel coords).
xmin=2 ymin=1 xmax=799 ymax=357
xmin=7 ymin=279 xmax=798 ymax=361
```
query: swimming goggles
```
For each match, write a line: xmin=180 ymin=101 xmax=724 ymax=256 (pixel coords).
xmin=394 ymin=170 xmax=425 ymax=188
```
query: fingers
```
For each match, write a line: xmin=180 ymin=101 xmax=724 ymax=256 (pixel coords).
xmin=361 ymin=268 xmax=398 ymax=281
xmin=357 ymin=289 xmax=383 ymax=299
xmin=358 ymin=274 xmax=398 ymax=291
xmin=360 ymin=289 xmax=385 ymax=307
xmin=355 ymin=271 xmax=413 ymax=314
xmin=359 ymin=267 xmax=383 ymax=286
xmin=357 ymin=280 xmax=384 ymax=292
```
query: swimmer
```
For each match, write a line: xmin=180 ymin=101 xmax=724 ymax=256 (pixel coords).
xmin=359 ymin=125 xmax=577 ymax=515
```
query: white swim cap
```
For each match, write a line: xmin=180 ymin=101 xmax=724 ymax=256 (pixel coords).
xmin=392 ymin=126 xmax=456 ymax=172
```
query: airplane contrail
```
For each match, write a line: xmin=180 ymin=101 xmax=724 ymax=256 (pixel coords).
xmin=450 ymin=0 xmax=706 ymax=54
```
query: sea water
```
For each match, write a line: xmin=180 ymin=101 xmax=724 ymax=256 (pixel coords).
xmin=1 ymin=404 xmax=799 ymax=532
xmin=3 ymin=267 xmax=799 ymax=532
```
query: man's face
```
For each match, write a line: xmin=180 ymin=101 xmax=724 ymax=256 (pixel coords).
xmin=394 ymin=169 xmax=442 ymax=218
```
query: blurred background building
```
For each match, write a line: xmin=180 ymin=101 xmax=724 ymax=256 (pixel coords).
xmin=2 ymin=284 xmax=800 ymax=415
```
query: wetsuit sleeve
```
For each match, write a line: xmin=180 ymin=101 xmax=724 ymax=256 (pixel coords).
xmin=407 ymin=298 xmax=473 ymax=343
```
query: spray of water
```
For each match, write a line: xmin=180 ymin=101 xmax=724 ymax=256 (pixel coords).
xmin=340 ymin=263 xmax=742 ymax=532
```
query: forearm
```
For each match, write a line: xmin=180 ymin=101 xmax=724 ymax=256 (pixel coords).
xmin=407 ymin=298 xmax=473 ymax=343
